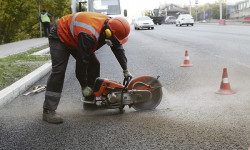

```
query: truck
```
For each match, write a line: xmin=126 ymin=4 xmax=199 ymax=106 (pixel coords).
xmin=150 ymin=9 xmax=166 ymax=25
xmin=79 ymin=0 xmax=127 ymax=18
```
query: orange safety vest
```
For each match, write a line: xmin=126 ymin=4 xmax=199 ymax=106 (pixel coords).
xmin=57 ymin=12 xmax=109 ymax=51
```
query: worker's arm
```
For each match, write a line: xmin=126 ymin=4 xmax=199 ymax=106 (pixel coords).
xmin=110 ymin=38 xmax=132 ymax=78
xmin=76 ymin=32 xmax=95 ymax=88
xmin=110 ymin=43 xmax=127 ymax=71
xmin=47 ymin=13 xmax=52 ymax=18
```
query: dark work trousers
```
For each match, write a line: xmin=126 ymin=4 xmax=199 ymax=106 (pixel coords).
xmin=42 ymin=22 xmax=51 ymax=37
xmin=43 ymin=38 xmax=100 ymax=111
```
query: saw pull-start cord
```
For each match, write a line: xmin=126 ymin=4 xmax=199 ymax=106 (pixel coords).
xmin=120 ymin=77 xmax=132 ymax=109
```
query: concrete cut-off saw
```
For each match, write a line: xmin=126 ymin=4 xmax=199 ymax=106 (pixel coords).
xmin=83 ymin=75 xmax=163 ymax=112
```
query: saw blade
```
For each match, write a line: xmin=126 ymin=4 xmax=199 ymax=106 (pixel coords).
xmin=130 ymin=76 xmax=163 ymax=111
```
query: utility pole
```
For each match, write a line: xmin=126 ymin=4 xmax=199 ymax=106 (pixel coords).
xmin=195 ymin=0 xmax=198 ymax=22
xmin=219 ymin=0 xmax=226 ymax=25
xmin=220 ymin=0 xmax=222 ymax=20
xmin=88 ymin=0 xmax=94 ymax=12
xmin=39 ymin=1 xmax=42 ymax=38
xmin=196 ymin=12 xmax=198 ymax=22
xmin=71 ymin=0 xmax=76 ymax=13
xmin=189 ymin=0 xmax=191 ymax=15
xmin=203 ymin=7 xmax=206 ymax=21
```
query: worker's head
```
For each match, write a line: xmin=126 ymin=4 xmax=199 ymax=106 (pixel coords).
xmin=43 ymin=9 xmax=46 ymax=12
xmin=104 ymin=17 xmax=130 ymax=44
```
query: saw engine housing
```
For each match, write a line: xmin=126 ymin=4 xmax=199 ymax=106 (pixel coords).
xmin=91 ymin=76 xmax=162 ymax=110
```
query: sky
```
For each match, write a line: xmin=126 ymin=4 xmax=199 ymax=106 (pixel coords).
xmin=120 ymin=0 xmax=242 ymax=18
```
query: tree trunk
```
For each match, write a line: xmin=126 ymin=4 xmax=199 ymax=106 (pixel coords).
xmin=0 ymin=27 xmax=2 ymax=45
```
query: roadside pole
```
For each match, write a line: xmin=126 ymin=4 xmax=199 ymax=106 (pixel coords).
xmin=220 ymin=0 xmax=222 ymax=20
xmin=189 ymin=0 xmax=191 ymax=15
xmin=219 ymin=0 xmax=226 ymax=25
xmin=71 ymin=0 xmax=76 ymax=13
xmin=204 ymin=10 xmax=205 ymax=20
xmin=39 ymin=1 xmax=42 ymax=37
xmin=196 ymin=12 xmax=198 ymax=22
xmin=195 ymin=0 xmax=198 ymax=22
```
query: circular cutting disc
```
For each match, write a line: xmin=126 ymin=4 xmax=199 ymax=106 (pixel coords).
xmin=129 ymin=76 xmax=163 ymax=111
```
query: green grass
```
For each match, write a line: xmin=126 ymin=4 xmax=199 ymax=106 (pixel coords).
xmin=0 ymin=44 xmax=51 ymax=90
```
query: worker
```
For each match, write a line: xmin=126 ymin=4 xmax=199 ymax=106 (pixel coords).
xmin=39 ymin=9 xmax=51 ymax=37
xmin=43 ymin=12 xmax=132 ymax=124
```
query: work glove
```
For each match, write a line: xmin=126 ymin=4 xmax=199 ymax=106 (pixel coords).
xmin=82 ymin=86 xmax=93 ymax=97
xmin=105 ymin=39 xmax=113 ymax=47
xmin=123 ymin=69 xmax=133 ymax=78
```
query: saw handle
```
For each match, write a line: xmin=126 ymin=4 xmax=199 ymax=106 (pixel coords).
xmin=123 ymin=76 xmax=132 ymax=89
xmin=120 ymin=76 xmax=132 ymax=110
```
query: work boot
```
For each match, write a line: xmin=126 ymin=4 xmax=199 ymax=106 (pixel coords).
xmin=43 ymin=110 xmax=63 ymax=124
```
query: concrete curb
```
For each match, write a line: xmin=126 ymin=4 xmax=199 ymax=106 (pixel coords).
xmin=31 ymin=48 xmax=50 ymax=56
xmin=0 ymin=62 xmax=52 ymax=107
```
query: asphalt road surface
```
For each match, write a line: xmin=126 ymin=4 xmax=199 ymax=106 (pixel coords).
xmin=1 ymin=24 xmax=250 ymax=150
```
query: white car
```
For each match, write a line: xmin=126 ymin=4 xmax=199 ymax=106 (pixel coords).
xmin=176 ymin=14 xmax=194 ymax=26
xmin=134 ymin=16 xmax=154 ymax=30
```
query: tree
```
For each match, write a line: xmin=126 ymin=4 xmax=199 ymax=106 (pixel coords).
xmin=0 ymin=0 xmax=71 ymax=44
xmin=191 ymin=0 xmax=227 ymax=21
xmin=210 ymin=1 xmax=226 ymax=19
xmin=143 ymin=9 xmax=153 ymax=17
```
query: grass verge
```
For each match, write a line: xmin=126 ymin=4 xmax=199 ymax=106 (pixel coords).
xmin=0 ymin=44 xmax=51 ymax=90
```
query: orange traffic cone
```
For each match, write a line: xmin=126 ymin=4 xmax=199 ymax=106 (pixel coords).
xmin=216 ymin=68 xmax=235 ymax=95
xmin=181 ymin=50 xmax=193 ymax=67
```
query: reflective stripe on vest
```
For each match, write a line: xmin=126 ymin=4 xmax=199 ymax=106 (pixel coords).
xmin=41 ymin=13 xmax=50 ymax=22
xmin=70 ymin=12 xmax=99 ymax=41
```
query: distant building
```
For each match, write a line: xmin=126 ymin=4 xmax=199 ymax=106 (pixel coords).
xmin=160 ymin=4 xmax=189 ymax=18
xmin=167 ymin=8 xmax=189 ymax=18
xmin=227 ymin=0 xmax=250 ymax=19
xmin=236 ymin=0 xmax=250 ymax=10
xmin=227 ymin=0 xmax=249 ymax=13
xmin=163 ymin=4 xmax=182 ymax=10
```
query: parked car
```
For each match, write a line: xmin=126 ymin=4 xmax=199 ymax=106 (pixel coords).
xmin=165 ymin=16 xmax=176 ymax=24
xmin=176 ymin=14 xmax=194 ymax=26
xmin=134 ymin=16 xmax=154 ymax=30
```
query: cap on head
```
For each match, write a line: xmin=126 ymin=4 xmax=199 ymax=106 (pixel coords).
xmin=108 ymin=17 xmax=130 ymax=44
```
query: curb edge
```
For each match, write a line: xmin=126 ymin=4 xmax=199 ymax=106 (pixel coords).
xmin=0 ymin=61 xmax=52 ymax=107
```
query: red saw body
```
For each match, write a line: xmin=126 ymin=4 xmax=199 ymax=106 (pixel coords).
xmin=83 ymin=75 xmax=163 ymax=111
